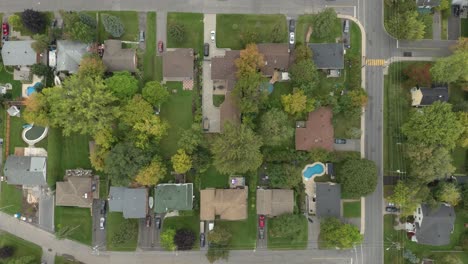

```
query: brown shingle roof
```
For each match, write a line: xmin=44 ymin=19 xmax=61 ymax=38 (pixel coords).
xmin=295 ymin=107 xmax=334 ymax=151
xmin=200 ymin=188 xmax=248 ymax=221
xmin=220 ymin=91 xmax=241 ymax=132
xmin=257 ymin=43 xmax=290 ymax=76
xmin=56 ymin=176 xmax=98 ymax=208
xmin=102 ymin=40 xmax=137 ymax=72
xmin=256 ymin=189 xmax=294 ymax=216
xmin=211 ymin=50 xmax=240 ymax=80
xmin=162 ymin=48 xmax=194 ymax=79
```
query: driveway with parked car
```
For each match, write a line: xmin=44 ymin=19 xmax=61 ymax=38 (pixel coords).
xmin=257 ymin=215 xmax=267 ymax=249
xmin=288 ymin=19 xmax=295 ymax=50
xmin=333 ymin=138 xmax=361 ymax=152
xmin=92 ymin=199 xmax=107 ymax=250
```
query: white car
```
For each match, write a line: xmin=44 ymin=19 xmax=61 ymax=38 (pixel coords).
xmin=99 ymin=217 xmax=105 ymax=230
xmin=210 ymin=30 xmax=215 ymax=42
xmin=289 ymin=32 xmax=295 ymax=45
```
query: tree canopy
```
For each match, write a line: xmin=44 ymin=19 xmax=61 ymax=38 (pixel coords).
xmin=106 ymin=71 xmax=139 ymax=99
xmin=160 ymin=228 xmax=176 ymax=251
xmin=134 ymin=157 xmax=167 ymax=186
xmin=294 ymin=44 xmax=312 ymax=63
xmin=62 ymin=12 xmax=96 ymax=43
xmin=388 ymin=181 xmax=423 ymax=216
xmin=177 ymin=123 xmax=203 ymax=154
xmin=290 ymin=59 xmax=319 ymax=96
xmin=31 ymin=34 xmax=49 ymax=53
xmin=406 ymin=143 xmax=455 ymax=183
xmin=258 ymin=108 xmax=294 ymax=146
xmin=268 ymin=163 xmax=302 ymax=189
xmin=233 ymin=71 xmax=268 ymax=114
xmin=142 ymin=81 xmax=170 ymax=106
xmin=174 ymin=229 xmax=196 ymax=250
xmin=211 ymin=123 xmax=263 ymax=174
xmin=77 ymin=55 xmax=106 ymax=79
xmin=402 ymin=102 xmax=463 ymax=149
xmin=431 ymin=45 xmax=468 ymax=83
xmin=385 ymin=11 xmax=425 ymax=40
xmin=268 ymin=214 xmax=305 ymax=239
xmin=23 ymin=92 xmax=50 ymax=127
xmin=171 ymin=149 xmax=192 ymax=174
xmin=235 ymin=43 xmax=264 ymax=78
xmin=101 ymin=14 xmax=125 ymax=37
xmin=281 ymin=89 xmax=315 ymax=117
xmin=337 ymin=158 xmax=377 ymax=198
xmin=312 ymin=8 xmax=340 ymax=40
xmin=21 ymin=9 xmax=46 ymax=34
xmin=320 ymin=217 xmax=363 ymax=249
xmin=435 ymin=182 xmax=461 ymax=206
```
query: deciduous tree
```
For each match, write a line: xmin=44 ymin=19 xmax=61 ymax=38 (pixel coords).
xmin=23 ymin=92 xmax=50 ymax=126
xmin=406 ymin=143 xmax=456 ymax=183
xmin=294 ymin=44 xmax=312 ymax=62
xmin=430 ymin=49 xmax=468 ymax=83
xmin=258 ymin=108 xmax=294 ymax=146
xmin=106 ymin=71 xmax=139 ymax=100
xmin=268 ymin=163 xmax=302 ymax=189
xmin=208 ymin=226 xmax=232 ymax=246
xmin=385 ymin=11 xmax=425 ymax=40
xmin=31 ymin=34 xmax=49 ymax=53
xmin=388 ymin=181 xmax=420 ymax=216
xmin=268 ymin=214 xmax=305 ymax=238
xmin=290 ymin=59 xmax=319 ymax=96
xmin=135 ymin=157 xmax=167 ymax=186
xmin=402 ymin=102 xmax=463 ymax=149
xmin=177 ymin=123 xmax=203 ymax=154
xmin=78 ymin=55 xmax=106 ymax=78
xmin=235 ymin=43 xmax=264 ymax=78
xmin=21 ymin=9 xmax=46 ymax=34
xmin=233 ymin=71 xmax=268 ymax=114
xmin=435 ymin=182 xmax=461 ymax=206
xmin=171 ymin=149 xmax=192 ymax=174
xmin=403 ymin=63 xmax=432 ymax=87
xmin=8 ymin=14 xmax=22 ymax=29
xmin=458 ymin=112 xmax=468 ymax=148
xmin=337 ymin=158 xmax=377 ymax=198
xmin=142 ymin=81 xmax=169 ymax=106
xmin=174 ymin=229 xmax=196 ymax=250
xmin=348 ymin=88 xmax=368 ymax=107
xmin=161 ymin=229 xmax=176 ymax=251
xmin=320 ymin=217 xmax=363 ymax=249
xmin=101 ymin=14 xmax=125 ymax=37
xmin=312 ymin=8 xmax=340 ymax=40
xmin=211 ymin=123 xmax=263 ymax=174
xmin=281 ymin=89 xmax=315 ymax=116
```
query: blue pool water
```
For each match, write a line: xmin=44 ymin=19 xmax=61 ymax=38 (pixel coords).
xmin=26 ymin=82 xmax=43 ymax=96
xmin=303 ymin=164 xmax=325 ymax=179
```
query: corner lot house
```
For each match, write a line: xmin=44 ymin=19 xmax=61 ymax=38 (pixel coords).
xmin=308 ymin=43 xmax=344 ymax=70
xmin=56 ymin=40 xmax=89 ymax=73
xmin=162 ymin=48 xmax=194 ymax=89
xmin=256 ymin=189 xmax=294 ymax=217
xmin=154 ymin=183 xmax=193 ymax=213
xmin=315 ymin=183 xmax=341 ymax=218
xmin=410 ymin=86 xmax=448 ymax=107
xmin=55 ymin=172 xmax=99 ymax=208
xmin=295 ymin=107 xmax=334 ymax=151
xmin=200 ymin=188 xmax=248 ymax=221
xmin=411 ymin=203 xmax=455 ymax=246
xmin=102 ymin=40 xmax=137 ymax=72
xmin=108 ymin=187 xmax=148 ymax=219
xmin=1 ymin=41 xmax=37 ymax=66
xmin=3 ymin=156 xmax=47 ymax=188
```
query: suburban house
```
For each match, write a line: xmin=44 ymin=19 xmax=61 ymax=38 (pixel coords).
xmin=154 ymin=183 xmax=194 ymax=214
xmin=162 ymin=48 xmax=194 ymax=90
xmin=55 ymin=170 xmax=99 ymax=208
xmin=108 ymin=187 xmax=148 ymax=219
xmin=3 ymin=156 xmax=47 ymax=188
xmin=200 ymin=188 xmax=248 ymax=221
xmin=102 ymin=39 xmax=137 ymax=72
xmin=56 ymin=40 xmax=89 ymax=73
xmin=409 ymin=203 xmax=455 ymax=246
xmin=1 ymin=40 xmax=37 ymax=66
xmin=315 ymin=183 xmax=341 ymax=218
xmin=257 ymin=43 xmax=290 ymax=77
xmin=256 ymin=189 xmax=294 ymax=217
xmin=295 ymin=107 xmax=334 ymax=151
xmin=410 ymin=86 xmax=448 ymax=107
xmin=308 ymin=43 xmax=344 ymax=76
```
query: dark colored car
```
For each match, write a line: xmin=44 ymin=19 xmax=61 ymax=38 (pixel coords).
xmin=453 ymin=5 xmax=461 ymax=17
xmin=385 ymin=206 xmax=399 ymax=213
xmin=307 ymin=217 xmax=314 ymax=223
xmin=155 ymin=217 xmax=161 ymax=229
xmin=334 ymin=138 xmax=346 ymax=144
xmin=146 ymin=215 xmax=152 ymax=227
xmin=204 ymin=43 xmax=209 ymax=57
xmin=403 ymin=51 xmax=412 ymax=57
xmin=158 ymin=41 xmax=164 ymax=53
xmin=2 ymin=23 xmax=9 ymax=37
xmin=258 ymin=215 xmax=265 ymax=228
xmin=100 ymin=200 xmax=107 ymax=215
xmin=289 ymin=19 xmax=295 ymax=32
xmin=200 ymin=233 xmax=206 ymax=247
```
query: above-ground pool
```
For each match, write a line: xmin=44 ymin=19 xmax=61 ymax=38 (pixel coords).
xmin=302 ymin=162 xmax=326 ymax=180
xmin=22 ymin=124 xmax=49 ymax=146
xmin=26 ymin=82 xmax=43 ymax=96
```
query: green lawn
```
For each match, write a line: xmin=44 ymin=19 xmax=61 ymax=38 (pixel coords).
xmin=98 ymin=11 xmax=139 ymax=42
xmin=269 ymin=82 xmax=292 ymax=108
xmin=155 ymin=56 xmax=163 ymax=82
xmin=462 ymin=19 xmax=468 ymax=37
xmin=162 ymin=214 xmax=200 ymax=249
xmin=452 ymin=147 xmax=467 ymax=175
xmin=106 ymin=212 xmax=138 ymax=251
xmin=343 ymin=201 xmax=361 ymax=218
xmin=55 ymin=256 xmax=81 ymax=264
xmin=296 ymin=15 xmax=341 ymax=43
xmin=200 ymin=166 xmax=229 ymax=189
xmin=54 ymin=207 xmax=92 ymax=245
xmin=384 ymin=211 xmax=468 ymax=263
xmin=0 ymin=232 xmax=42 ymax=262
xmin=420 ymin=13 xmax=433 ymax=39
xmin=333 ymin=112 xmax=361 ymax=139
xmin=384 ymin=62 xmax=415 ymax=175
xmin=0 ymin=68 xmax=22 ymax=99
xmin=159 ymin=82 xmax=193 ymax=158
xmin=212 ymin=95 xmax=225 ymax=107
xmin=143 ymin=12 xmax=157 ymax=82
xmin=8 ymin=115 xmax=29 ymax=154
xmin=267 ymin=216 xmax=308 ymax=249
xmin=216 ymin=14 xmax=287 ymax=49
xmin=0 ymin=182 xmax=23 ymax=215
xmin=167 ymin=13 xmax=204 ymax=53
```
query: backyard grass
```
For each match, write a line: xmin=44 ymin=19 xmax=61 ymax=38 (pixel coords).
xmin=462 ymin=19 xmax=468 ymax=37
xmin=216 ymin=14 xmax=288 ymax=49
xmin=420 ymin=13 xmax=433 ymax=39
xmin=343 ymin=201 xmax=361 ymax=218
xmin=143 ymin=12 xmax=157 ymax=82
xmin=0 ymin=68 xmax=22 ymax=99
xmin=200 ymin=166 xmax=229 ymax=189
xmin=155 ymin=56 xmax=163 ymax=82
xmin=0 ymin=182 xmax=23 ymax=215
xmin=162 ymin=214 xmax=200 ymax=249
xmin=54 ymin=207 xmax=92 ymax=245
xmin=212 ymin=95 xmax=225 ymax=107
xmin=267 ymin=216 xmax=308 ymax=249
xmin=452 ymin=147 xmax=467 ymax=175
xmin=269 ymin=82 xmax=292 ymax=108
xmin=98 ymin=11 xmax=139 ymax=42
xmin=159 ymin=82 xmax=193 ymax=158
xmin=106 ymin=212 xmax=138 ymax=251
xmin=167 ymin=13 xmax=204 ymax=53
xmin=296 ymin=14 xmax=341 ymax=43
xmin=0 ymin=232 xmax=42 ymax=262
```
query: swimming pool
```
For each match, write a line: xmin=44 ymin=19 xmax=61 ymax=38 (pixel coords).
xmin=302 ymin=162 xmax=325 ymax=180
xmin=26 ymin=82 xmax=43 ymax=96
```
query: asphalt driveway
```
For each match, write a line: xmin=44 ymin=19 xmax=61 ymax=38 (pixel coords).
xmin=92 ymin=199 xmax=106 ymax=250
xmin=38 ymin=188 xmax=54 ymax=233
xmin=333 ymin=139 xmax=361 ymax=152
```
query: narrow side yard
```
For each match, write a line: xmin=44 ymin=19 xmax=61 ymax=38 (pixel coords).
xmin=142 ymin=12 xmax=157 ymax=82
xmin=167 ymin=13 xmax=204 ymax=53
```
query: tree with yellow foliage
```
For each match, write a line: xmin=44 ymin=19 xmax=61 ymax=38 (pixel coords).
xmin=135 ymin=157 xmax=167 ymax=186
xmin=171 ymin=149 xmax=192 ymax=174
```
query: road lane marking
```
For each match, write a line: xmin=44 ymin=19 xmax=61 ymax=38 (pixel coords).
xmin=366 ymin=59 xmax=385 ymax=66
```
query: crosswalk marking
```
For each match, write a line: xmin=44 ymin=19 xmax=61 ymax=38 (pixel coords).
xmin=366 ymin=59 xmax=386 ymax=66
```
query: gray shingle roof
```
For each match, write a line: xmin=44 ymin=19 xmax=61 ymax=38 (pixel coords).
xmin=416 ymin=204 xmax=455 ymax=246
xmin=109 ymin=187 xmax=148 ymax=218
xmin=56 ymin=40 xmax=88 ymax=73
xmin=3 ymin=156 xmax=47 ymax=186
xmin=316 ymin=183 xmax=341 ymax=218
xmin=1 ymin=41 xmax=37 ymax=66
xmin=420 ymin=87 xmax=449 ymax=105
xmin=308 ymin=43 xmax=344 ymax=69
xmin=154 ymin=183 xmax=193 ymax=213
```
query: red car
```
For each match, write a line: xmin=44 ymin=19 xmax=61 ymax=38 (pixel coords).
xmin=258 ymin=215 xmax=265 ymax=228
xmin=158 ymin=41 xmax=164 ymax=53
xmin=2 ymin=23 xmax=9 ymax=37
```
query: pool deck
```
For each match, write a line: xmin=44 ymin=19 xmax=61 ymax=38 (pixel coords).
xmin=302 ymin=162 xmax=327 ymax=215
xmin=22 ymin=75 xmax=43 ymax=98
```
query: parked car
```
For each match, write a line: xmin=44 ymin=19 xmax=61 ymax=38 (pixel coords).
xmin=158 ymin=41 xmax=164 ymax=53
xmin=146 ymin=215 xmax=152 ymax=227
xmin=2 ymin=23 xmax=9 ymax=37
xmin=307 ymin=217 xmax=314 ymax=223
xmin=155 ymin=217 xmax=161 ymax=229
xmin=99 ymin=217 xmax=105 ymax=230
xmin=210 ymin=30 xmax=215 ymax=42
xmin=139 ymin=31 xmax=145 ymax=42
xmin=203 ymin=117 xmax=210 ymax=131
xmin=289 ymin=32 xmax=295 ymax=45
xmin=334 ymin=138 xmax=346 ymax=144
xmin=289 ymin=19 xmax=295 ymax=32
xmin=100 ymin=200 xmax=107 ymax=215
xmin=385 ymin=206 xmax=399 ymax=213
xmin=453 ymin=5 xmax=461 ymax=17
xmin=204 ymin=43 xmax=210 ymax=57
xmin=258 ymin=215 xmax=265 ymax=228
xmin=403 ymin=51 xmax=412 ymax=57
xmin=343 ymin=19 xmax=350 ymax=33
xmin=200 ymin=233 xmax=206 ymax=247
